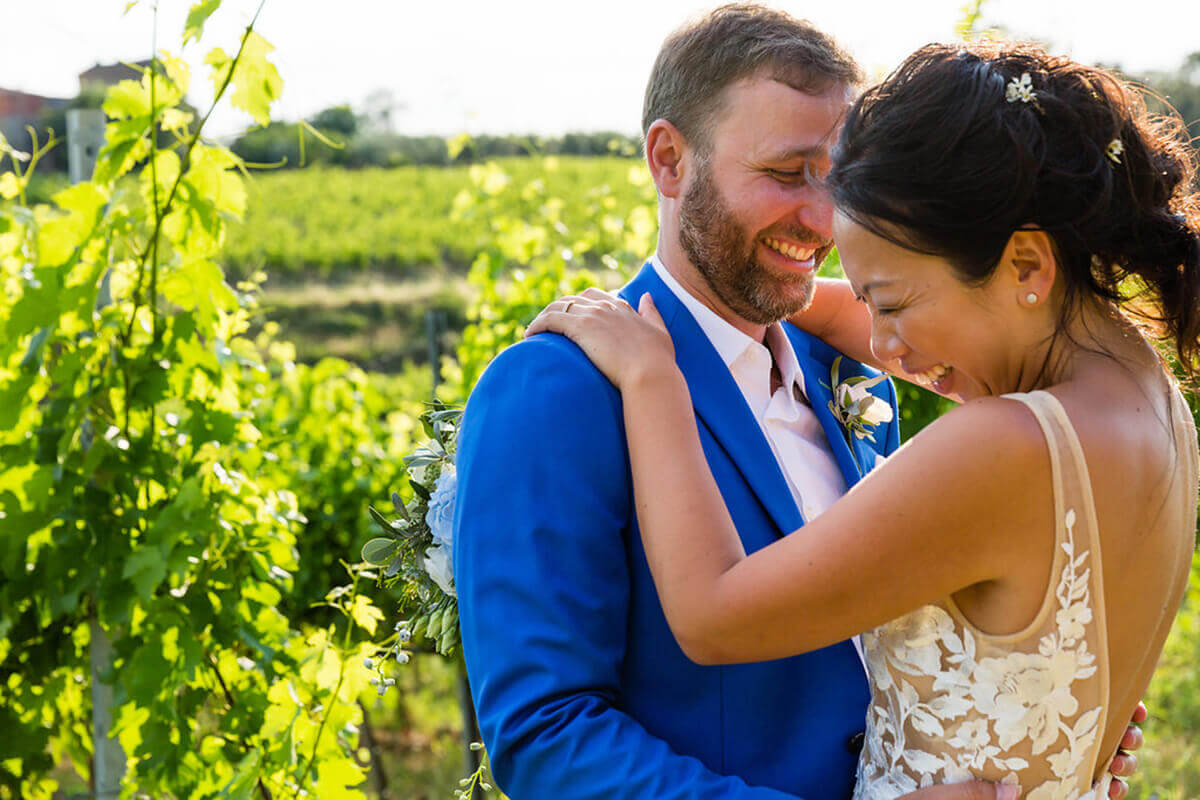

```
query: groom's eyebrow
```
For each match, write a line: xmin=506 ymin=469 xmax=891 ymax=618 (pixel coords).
xmin=763 ymin=144 xmax=827 ymax=163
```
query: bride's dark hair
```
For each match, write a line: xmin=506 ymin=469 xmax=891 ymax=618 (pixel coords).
xmin=827 ymin=41 xmax=1200 ymax=379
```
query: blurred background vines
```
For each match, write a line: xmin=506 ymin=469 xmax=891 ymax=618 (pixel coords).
xmin=2 ymin=1 xmax=1198 ymax=799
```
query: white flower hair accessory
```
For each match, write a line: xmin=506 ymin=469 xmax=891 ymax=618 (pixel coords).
xmin=1106 ymin=138 xmax=1125 ymax=164
xmin=1005 ymin=72 xmax=1036 ymax=105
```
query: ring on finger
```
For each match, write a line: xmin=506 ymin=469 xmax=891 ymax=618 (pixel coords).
xmin=563 ymin=300 xmax=575 ymax=313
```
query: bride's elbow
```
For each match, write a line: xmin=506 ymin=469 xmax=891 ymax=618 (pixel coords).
xmin=668 ymin=615 xmax=735 ymax=665
xmin=679 ymin=640 xmax=726 ymax=666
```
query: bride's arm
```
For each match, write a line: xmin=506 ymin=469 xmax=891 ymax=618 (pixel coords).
xmin=526 ymin=290 xmax=1047 ymax=664
xmin=788 ymin=277 xmax=880 ymax=369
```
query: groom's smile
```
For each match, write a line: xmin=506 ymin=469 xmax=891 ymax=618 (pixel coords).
xmin=761 ymin=234 xmax=826 ymax=274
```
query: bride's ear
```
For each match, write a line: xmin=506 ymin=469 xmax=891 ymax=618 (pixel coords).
xmin=645 ymin=119 xmax=690 ymax=199
xmin=1000 ymin=228 xmax=1058 ymax=309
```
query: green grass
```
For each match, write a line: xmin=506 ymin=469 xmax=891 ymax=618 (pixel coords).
xmin=253 ymin=272 xmax=470 ymax=372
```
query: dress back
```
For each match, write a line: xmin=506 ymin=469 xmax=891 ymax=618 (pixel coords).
xmin=853 ymin=388 xmax=1198 ymax=800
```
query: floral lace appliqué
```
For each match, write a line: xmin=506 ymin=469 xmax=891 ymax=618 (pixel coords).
xmin=854 ymin=508 xmax=1105 ymax=800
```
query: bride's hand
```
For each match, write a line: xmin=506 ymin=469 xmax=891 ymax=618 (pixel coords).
xmin=524 ymin=288 xmax=675 ymax=389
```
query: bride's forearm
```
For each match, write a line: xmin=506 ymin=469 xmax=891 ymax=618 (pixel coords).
xmin=788 ymin=278 xmax=881 ymax=370
xmin=622 ymin=366 xmax=747 ymax=662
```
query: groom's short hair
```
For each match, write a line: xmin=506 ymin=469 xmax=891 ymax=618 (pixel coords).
xmin=643 ymin=3 xmax=861 ymax=154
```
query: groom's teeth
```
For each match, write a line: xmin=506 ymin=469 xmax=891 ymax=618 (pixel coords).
xmin=765 ymin=238 xmax=816 ymax=262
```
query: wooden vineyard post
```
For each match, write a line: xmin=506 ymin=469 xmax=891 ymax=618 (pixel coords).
xmin=70 ymin=107 xmax=127 ymax=797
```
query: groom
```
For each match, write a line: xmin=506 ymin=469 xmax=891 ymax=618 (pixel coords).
xmin=453 ymin=7 xmax=896 ymax=797
xmin=454 ymin=6 xmax=1127 ymax=799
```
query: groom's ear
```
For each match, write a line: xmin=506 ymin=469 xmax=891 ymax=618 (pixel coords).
xmin=645 ymin=119 xmax=690 ymax=199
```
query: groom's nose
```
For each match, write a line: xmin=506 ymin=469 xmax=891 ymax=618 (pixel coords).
xmin=793 ymin=185 xmax=834 ymax=241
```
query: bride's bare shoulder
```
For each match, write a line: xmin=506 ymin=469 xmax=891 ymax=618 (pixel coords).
xmin=908 ymin=394 xmax=1048 ymax=460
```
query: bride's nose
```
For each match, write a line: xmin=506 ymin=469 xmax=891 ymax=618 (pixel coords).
xmin=869 ymin=318 xmax=907 ymax=364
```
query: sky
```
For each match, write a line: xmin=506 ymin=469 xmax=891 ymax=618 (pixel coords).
xmin=3 ymin=0 xmax=1198 ymax=140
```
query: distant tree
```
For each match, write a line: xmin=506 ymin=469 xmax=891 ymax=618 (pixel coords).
xmin=1124 ymin=52 xmax=1200 ymax=135
xmin=230 ymin=120 xmax=303 ymax=165
xmin=309 ymin=104 xmax=359 ymax=137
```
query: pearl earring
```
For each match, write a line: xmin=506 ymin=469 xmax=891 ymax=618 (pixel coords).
xmin=1025 ymin=292 xmax=1039 ymax=305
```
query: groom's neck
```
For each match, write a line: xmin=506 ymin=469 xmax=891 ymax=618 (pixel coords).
xmin=655 ymin=240 xmax=768 ymax=341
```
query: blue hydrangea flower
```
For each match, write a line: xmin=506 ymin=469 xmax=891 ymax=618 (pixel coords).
xmin=425 ymin=466 xmax=457 ymax=551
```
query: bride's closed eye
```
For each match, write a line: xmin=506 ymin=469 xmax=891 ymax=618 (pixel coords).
xmin=855 ymin=294 xmax=902 ymax=316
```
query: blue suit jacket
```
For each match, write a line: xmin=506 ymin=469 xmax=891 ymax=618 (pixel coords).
xmin=454 ymin=262 xmax=901 ymax=799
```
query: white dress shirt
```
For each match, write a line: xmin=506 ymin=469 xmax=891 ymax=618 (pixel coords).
xmin=650 ymin=255 xmax=867 ymax=672
xmin=650 ymin=255 xmax=847 ymax=521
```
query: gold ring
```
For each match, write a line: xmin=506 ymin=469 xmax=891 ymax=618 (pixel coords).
xmin=563 ymin=300 xmax=575 ymax=313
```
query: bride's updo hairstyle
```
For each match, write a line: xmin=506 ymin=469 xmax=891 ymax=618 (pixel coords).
xmin=827 ymin=42 xmax=1200 ymax=378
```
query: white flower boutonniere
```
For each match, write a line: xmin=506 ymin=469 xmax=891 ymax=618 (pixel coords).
xmin=827 ymin=356 xmax=893 ymax=443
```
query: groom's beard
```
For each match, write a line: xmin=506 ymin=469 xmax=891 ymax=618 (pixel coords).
xmin=678 ymin=160 xmax=822 ymax=326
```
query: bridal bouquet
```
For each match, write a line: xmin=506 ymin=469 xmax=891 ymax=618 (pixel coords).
xmin=363 ymin=406 xmax=462 ymax=657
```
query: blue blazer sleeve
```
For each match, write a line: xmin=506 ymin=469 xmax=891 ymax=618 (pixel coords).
xmin=454 ymin=334 xmax=797 ymax=799
xmin=882 ymin=374 xmax=901 ymax=457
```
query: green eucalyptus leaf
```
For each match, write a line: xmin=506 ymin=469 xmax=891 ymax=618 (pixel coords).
xmin=361 ymin=537 xmax=400 ymax=565
xmin=391 ymin=491 xmax=410 ymax=520
xmin=368 ymin=505 xmax=398 ymax=534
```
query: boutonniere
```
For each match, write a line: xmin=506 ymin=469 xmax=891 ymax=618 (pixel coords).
xmin=825 ymin=356 xmax=893 ymax=444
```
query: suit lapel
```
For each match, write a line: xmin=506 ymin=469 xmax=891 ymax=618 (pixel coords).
xmin=621 ymin=264 xmax=803 ymax=536
xmin=785 ymin=323 xmax=869 ymax=489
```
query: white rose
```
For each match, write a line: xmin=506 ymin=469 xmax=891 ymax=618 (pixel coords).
xmin=859 ymin=394 xmax=894 ymax=425
xmin=423 ymin=545 xmax=456 ymax=597
xmin=839 ymin=377 xmax=894 ymax=425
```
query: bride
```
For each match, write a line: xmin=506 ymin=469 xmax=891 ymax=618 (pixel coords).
xmin=526 ymin=43 xmax=1199 ymax=799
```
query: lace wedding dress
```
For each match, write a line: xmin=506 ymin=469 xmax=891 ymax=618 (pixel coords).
xmin=853 ymin=390 xmax=1198 ymax=800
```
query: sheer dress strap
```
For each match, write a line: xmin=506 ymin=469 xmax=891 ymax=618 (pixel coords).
xmin=1003 ymin=390 xmax=1112 ymax=788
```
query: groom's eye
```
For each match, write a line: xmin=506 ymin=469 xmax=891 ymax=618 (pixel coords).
xmin=767 ymin=169 xmax=806 ymax=183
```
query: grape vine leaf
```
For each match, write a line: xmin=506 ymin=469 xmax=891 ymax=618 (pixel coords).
xmin=205 ymin=32 xmax=282 ymax=128
xmin=183 ymin=0 xmax=221 ymax=45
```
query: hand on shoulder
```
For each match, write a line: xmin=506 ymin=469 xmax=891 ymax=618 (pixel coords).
xmin=525 ymin=288 xmax=677 ymax=390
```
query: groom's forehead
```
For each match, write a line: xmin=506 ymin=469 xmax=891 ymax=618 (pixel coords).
xmin=711 ymin=78 xmax=848 ymax=155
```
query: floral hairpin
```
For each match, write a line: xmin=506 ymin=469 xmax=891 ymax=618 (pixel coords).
xmin=1006 ymin=73 xmax=1036 ymax=105
xmin=1106 ymin=138 xmax=1124 ymax=164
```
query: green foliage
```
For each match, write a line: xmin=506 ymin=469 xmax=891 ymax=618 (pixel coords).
xmin=247 ymin=340 xmax=428 ymax=627
xmin=223 ymin=156 xmax=655 ymax=279
xmin=1133 ymin=557 xmax=1200 ymax=798
xmin=1135 ymin=52 xmax=1200 ymax=135
xmin=309 ymin=105 xmax=359 ymax=137
xmin=444 ymin=158 xmax=658 ymax=397
xmin=0 ymin=5 xmax=392 ymax=796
